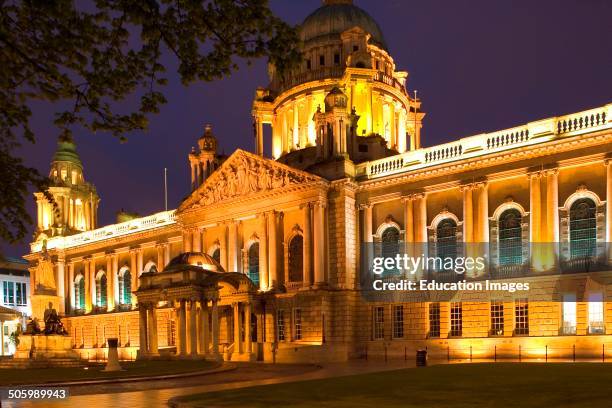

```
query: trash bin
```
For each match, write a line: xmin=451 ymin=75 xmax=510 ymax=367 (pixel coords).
xmin=416 ymin=349 xmax=427 ymax=367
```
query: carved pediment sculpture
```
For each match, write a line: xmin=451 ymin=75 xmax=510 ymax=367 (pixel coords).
xmin=180 ymin=150 xmax=321 ymax=210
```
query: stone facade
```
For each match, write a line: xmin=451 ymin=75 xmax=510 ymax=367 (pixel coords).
xmin=24 ymin=0 xmax=612 ymax=363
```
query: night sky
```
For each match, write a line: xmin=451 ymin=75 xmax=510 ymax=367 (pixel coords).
xmin=3 ymin=0 xmax=611 ymax=258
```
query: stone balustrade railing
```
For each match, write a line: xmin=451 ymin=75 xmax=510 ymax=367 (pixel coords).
xmin=31 ymin=210 xmax=177 ymax=253
xmin=362 ymin=104 xmax=611 ymax=178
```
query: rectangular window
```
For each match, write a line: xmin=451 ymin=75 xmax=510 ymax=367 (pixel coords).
xmin=588 ymin=293 xmax=604 ymax=334
xmin=353 ymin=45 xmax=359 ymax=51
xmin=562 ymin=294 xmax=577 ymax=335
xmin=373 ymin=306 xmax=384 ymax=340
xmin=334 ymin=53 xmax=340 ymax=65
xmin=2 ymin=281 xmax=7 ymax=304
xmin=490 ymin=301 xmax=504 ymax=336
xmin=514 ymin=299 xmax=529 ymax=335
xmin=450 ymin=302 xmax=462 ymax=337
xmin=392 ymin=305 xmax=404 ymax=338
xmin=277 ymin=309 xmax=285 ymax=341
xmin=226 ymin=310 xmax=234 ymax=343
xmin=168 ymin=320 xmax=176 ymax=346
xmin=3 ymin=281 xmax=15 ymax=305
xmin=375 ymin=60 xmax=380 ymax=70
xmin=429 ymin=302 xmax=440 ymax=338
xmin=319 ymin=55 xmax=325 ymax=66
xmin=16 ymin=282 xmax=26 ymax=306
xmin=306 ymin=60 xmax=311 ymax=70
xmin=293 ymin=308 xmax=302 ymax=340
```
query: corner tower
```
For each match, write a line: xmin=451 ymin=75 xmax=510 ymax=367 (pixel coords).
xmin=34 ymin=135 xmax=99 ymax=239
xmin=189 ymin=124 xmax=222 ymax=191
xmin=252 ymin=0 xmax=425 ymax=174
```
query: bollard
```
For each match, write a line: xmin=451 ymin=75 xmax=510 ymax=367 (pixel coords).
xmin=573 ymin=345 xmax=576 ymax=362
xmin=384 ymin=345 xmax=388 ymax=363
xmin=603 ymin=344 xmax=605 ymax=362
xmin=447 ymin=345 xmax=450 ymax=362
xmin=519 ymin=345 xmax=521 ymax=362
xmin=365 ymin=344 xmax=368 ymax=361
xmin=469 ymin=345 xmax=472 ymax=362
xmin=404 ymin=346 xmax=407 ymax=361
xmin=545 ymin=345 xmax=548 ymax=362
xmin=494 ymin=345 xmax=497 ymax=362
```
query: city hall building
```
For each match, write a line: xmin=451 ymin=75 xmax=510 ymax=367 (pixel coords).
xmin=25 ymin=0 xmax=612 ymax=362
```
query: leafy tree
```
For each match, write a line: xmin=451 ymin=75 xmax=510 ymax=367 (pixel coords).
xmin=0 ymin=0 xmax=300 ymax=245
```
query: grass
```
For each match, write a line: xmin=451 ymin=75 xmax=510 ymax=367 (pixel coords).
xmin=0 ymin=359 xmax=218 ymax=385
xmin=174 ymin=363 xmax=612 ymax=408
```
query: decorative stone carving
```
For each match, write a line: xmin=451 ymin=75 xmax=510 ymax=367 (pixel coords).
xmin=183 ymin=150 xmax=319 ymax=209
xmin=35 ymin=250 xmax=56 ymax=290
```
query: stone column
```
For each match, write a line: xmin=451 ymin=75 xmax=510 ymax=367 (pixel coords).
xmin=259 ymin=214 xmax=269 ymax=290
xmin=0 ymin=321 xmax=4 ymax=356
xmin=546 ymin=169 xmax=559 ymax=243
xmin=189 ymin=300 xmax=198 ymax=356
xmin=83 ymin=260 xmax=91 ymax=311
xmin=104 ymin=254 xmax=113 ymax=311
xmin=606 ymin=160 xmax=612 ymax=261
xmin=219 ymin=223 xmax=228 ymax=271
xmin=148 ymin=306 xmax=158 ymax=355
xmin=138 ymin=304 xmax=148 ymax=354
xmin=183 ymin=230 xmax=192 ymax=252
xmin=199 ymin=300 xmax=209 ymax=356
xmin=156 ymin=244 xmax=165 ymax=269
xmin=68 ymin=262 xmax=75 ymax=312
xmin=192 ymin=229 xmax=201 ymax=253
xmin=475 ymin=182 xmax=489 ymax=242
xmin=136 ymin=249 xmax=144 ymax=277
xmin=112 ymin=254 xmax=119 ymax=307
xmin=256 ymin=118 xmax=264 ymax=156
xmin=403 ymin=197 xmax=414 ymax=243
xmin=233 ymin=302 xmax=242 ymax=353
xmin=529 ymin=172 xmax=542 ymax=242
xmin=211 ymin=299 xmax=220 ymax=357
xmin=130 ymin=250 xmax=138 ymax=307
xmin=363 ymin=204 xmax=373 ymax=242
xmin=313 ymin=202 xmax=326 ymax=285
xmin=228 ymin=221 xmax=238 ymax=272
xmin=462 ymin=185 xmax=474 ymax=243
xmin=415 ymin=194 xmax=428 ymax=242
xmin=302 ymin=204 xmax=312 ymax=286
xmin=178 ymin=300 xmax=187 ymax=356
xmin=56 ymin=257 xmax=66 ymax=314
xmin=244 ymin=302 xmax=252 ymax=355
xmin=163 ymin=243 xmax=171 ymax=268
xmin=268 ymin=212 xmax=278 ymax=288
xmin=89 ymin=258 xmax=97 ymax=309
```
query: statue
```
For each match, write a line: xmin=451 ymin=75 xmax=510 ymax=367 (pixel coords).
xmin=24 ymin=317 xmax=42 ymax=335
xmin=35 ymin=249 xmax=56 ymax=290
xmin=43 ymin=302 xmax=68 ymax=335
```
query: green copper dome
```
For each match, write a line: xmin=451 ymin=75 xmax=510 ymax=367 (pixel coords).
xmin=52 ymin=135 xmax=83 ymax=169
xmin=300 ymin=0 xmax=388 ymax=50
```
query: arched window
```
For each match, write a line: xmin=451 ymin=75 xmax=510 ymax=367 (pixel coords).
xmin=119 ymin=268 xmax=131 ymax=305
xmin=570 ymin=198 xmax=596 ymax=258
xmin=381 ymin=227 xmax=400 ymax=275
xmin=247 ymin=243 xmax=260 ymax=287
xmin=498 ymin=209 xmax=523 ymax=265
xmin=212 ymin=248 xmax=221 ymax=264
xmin=436 ymin=219 xmax=457 ymax=260
xmin=74 ymin=274 xmax=85 ymax=310
xmin=96 ymin=272 xmax=107 ymax=308
xmin=288 ymin=235 xmax=304 ymax=282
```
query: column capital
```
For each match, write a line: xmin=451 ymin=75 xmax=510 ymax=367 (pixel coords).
xmin=542 ymin=167 xmax=559 ymax=177
xmin=604 ymin=158 xmax=612 ymax=167
xmin=527 ymin=170 xmax=543 ymax=179
xmin=299 ymin=202 xmax=313 ymax=210
xmin=359 ymin=203 xmax=373 ymax=210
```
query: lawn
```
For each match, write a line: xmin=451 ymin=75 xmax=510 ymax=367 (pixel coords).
xmin=173 ymin=363 xmax=612 ymax=408
xmin=0 ymin=359 xmax=219 ymax=385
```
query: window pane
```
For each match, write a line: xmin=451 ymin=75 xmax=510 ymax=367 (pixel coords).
xmin=248 ymin=243 xmax=260 ymax=287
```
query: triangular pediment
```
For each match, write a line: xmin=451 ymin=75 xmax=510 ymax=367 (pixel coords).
xmin=179 ymin=149 xmax=323 ymax=212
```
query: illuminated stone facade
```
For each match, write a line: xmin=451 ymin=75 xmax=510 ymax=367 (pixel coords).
xmin=25 ymin=0 xmax=612 ymax=362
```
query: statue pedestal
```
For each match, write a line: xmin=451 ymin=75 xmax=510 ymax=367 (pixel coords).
xmin=31 ymin=294 xmax=63 ymax=322
xmin=15 ymin=335 xmax=79 ymax=360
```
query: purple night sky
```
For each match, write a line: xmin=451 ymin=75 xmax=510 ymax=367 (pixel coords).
xmin=3 ymin=0 xmax=611 ymax=258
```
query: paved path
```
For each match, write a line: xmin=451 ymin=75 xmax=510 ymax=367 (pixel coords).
xmin=2 ymin=360 xmax=415 ymax=408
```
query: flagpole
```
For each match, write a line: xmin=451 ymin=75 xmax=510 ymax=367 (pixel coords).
xmin=164 ymin=168 xmax=168 ymax=212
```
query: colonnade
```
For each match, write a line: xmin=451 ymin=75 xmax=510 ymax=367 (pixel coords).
xmin=65 ymin=242 xmax=172 ymax=314
xmin=181 ymin=201 xmax=327 ymax=289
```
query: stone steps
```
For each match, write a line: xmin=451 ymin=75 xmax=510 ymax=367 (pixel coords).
xmin=0 ymin=358 xmax=86 ymax=369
